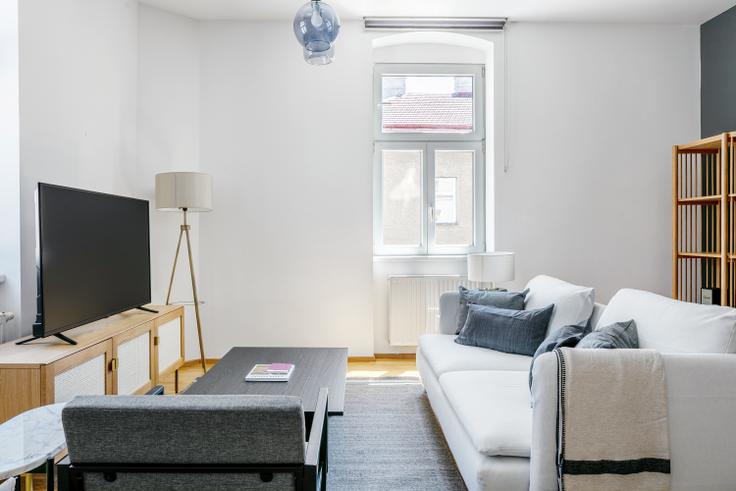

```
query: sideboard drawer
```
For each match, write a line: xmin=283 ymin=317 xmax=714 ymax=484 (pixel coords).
xmin=157 ymin=317 xmax=183 ymax=375
xmin=50 ymin=340 xmax=113 ymax=403
xmin=54 ymin=353 xmax=107 ymax=403
xmin=116 ymin=331 xmax=152 ymax=395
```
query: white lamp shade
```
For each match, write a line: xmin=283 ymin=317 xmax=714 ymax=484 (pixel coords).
xmin=467 ymin=252 xmax=515 ymax=283
xmin=155 ymin=172 xmax=213 ymax=212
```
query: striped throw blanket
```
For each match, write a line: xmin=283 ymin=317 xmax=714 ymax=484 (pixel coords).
xmin=555 ymin=347 xmax=671 ymax=491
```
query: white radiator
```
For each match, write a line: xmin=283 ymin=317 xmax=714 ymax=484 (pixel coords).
xmin=388 ymin=275 xmax=478 ymax=346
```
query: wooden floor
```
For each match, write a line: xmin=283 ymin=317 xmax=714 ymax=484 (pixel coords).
xmin=24 ymin=356 xmax=417 ymax=490
xmin=346 ymin=357 xmax=418 ymax=380
xmin=159 ymin=359 xmax=218 ymax=394
xmin=159 ymin=356 xmax=418 ymax=394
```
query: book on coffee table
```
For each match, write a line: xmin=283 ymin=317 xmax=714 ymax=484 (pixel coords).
xmin=245 ymin=363 xmax=294 ymax=382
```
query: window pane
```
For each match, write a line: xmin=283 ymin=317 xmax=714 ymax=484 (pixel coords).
xmin=381 ymin=75 xmax=473 ymax=134
xmin=434 ymin=150 xmax=474 ymax=246
xmin=435 ymin=177 xmax=457 ymax=224
xmin=382 ymin=150 xmax=422 ymax=247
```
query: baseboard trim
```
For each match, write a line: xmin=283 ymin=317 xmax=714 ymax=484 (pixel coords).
xmin=375 ymin=353 xmax=416 ymax=360
xmin=348 ymin=356 xmax=377 ymax=362
xmin=182 ymin=358 xmax=220 ymax=368
xmin=183 ymin=355 xmax=417 ymax=366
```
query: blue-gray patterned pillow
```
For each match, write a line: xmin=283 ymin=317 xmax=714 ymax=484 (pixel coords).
xmin=456 ymin=286 xmax=529 ymax=334
xmin=455 ymin=303 xmax=554 ymax=356
xmin=528 ymin=324 xmax=591 ymax=389
xmin=577 ymin=319 xmax=639 ymax=349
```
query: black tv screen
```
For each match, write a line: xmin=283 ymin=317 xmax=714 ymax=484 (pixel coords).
xmin=35 ymin=183 xmax=151 ymax=338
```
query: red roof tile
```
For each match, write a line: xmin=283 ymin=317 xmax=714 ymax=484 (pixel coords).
xmin=382 ymin=93 xmax=473 ymax=133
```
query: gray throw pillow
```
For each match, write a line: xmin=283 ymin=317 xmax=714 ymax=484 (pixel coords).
xmin=456 ymin=286 xmax=528 ymax=334
xmin=528 ymin=324 xmax=591 ymax=389
xmin=577 ymin=319 xmax=639 ymax=349
xmin=455 ymin=303 xmax=554 ymax=356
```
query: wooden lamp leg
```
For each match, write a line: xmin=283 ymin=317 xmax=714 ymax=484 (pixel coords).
xmin=165 ymin=227 xmax=184 ymax=305
xmin=165 ymin=209 xmax=207 ymax=374
xmin=184 ymin=222 xmax=206 ymax=374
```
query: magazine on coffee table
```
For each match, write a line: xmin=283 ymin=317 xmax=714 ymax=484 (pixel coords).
xmin=245 ymin=363 xmax=294 ymax=382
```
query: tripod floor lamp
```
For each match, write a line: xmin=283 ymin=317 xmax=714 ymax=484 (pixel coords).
xmin=155 ymin=172 xmax=212 ymax=373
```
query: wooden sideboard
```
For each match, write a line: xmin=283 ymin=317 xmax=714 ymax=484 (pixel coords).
xmin=0 ymin=305 xmax=184 ymax=423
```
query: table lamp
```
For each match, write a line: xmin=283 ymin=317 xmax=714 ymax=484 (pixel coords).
xmin=155 ymin=172 xmax=212 ymax=373
xmin=467 ymin=252 xmax=515 ymax=290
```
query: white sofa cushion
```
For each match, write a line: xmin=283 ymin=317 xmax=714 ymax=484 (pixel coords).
xmin=596 ymin=288 xmax=736 ymax=353
xmin=524 ymin=275 xmax=595 ymax=335
xmin=440 ymin=370 xmax=532 ymax=458
xmin=418 ymin=334 xmax=532 ymax=377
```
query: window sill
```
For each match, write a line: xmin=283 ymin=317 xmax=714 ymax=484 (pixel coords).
xmin=372 ymin=255 xmax=468 ymax=263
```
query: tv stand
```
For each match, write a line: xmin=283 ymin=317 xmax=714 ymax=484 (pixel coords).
xmin=0 ymin=304 xmax=185 ymax=424
xmin=136 ymin=306 xmax=159 ymax=314
xmin=15 ymin=332 xmax=78 ymax=346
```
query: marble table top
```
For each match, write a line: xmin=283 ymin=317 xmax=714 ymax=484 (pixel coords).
xmin=0 ymin=403 xmax=67 ymax=480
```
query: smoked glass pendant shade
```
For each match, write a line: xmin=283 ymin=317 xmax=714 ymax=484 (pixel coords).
xmin=293 ymin=1 xmax=340 ymax=65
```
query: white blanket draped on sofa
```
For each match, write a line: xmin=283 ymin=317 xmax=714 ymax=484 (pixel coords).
xmin=556 ymin=347 xmax=671 ymax=491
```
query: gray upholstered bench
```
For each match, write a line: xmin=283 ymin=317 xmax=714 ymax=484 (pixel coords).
xmin=57 ymin=388 xmax=328 ymax=491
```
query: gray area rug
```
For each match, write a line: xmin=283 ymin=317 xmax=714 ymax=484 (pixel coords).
xmin=327 ymin=378 xmax=467 ymax=490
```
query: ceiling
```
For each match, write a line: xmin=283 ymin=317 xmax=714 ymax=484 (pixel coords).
xmin=139 ymin=0 xmax=734 ymax=24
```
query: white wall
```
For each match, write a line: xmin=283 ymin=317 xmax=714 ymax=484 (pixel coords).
xmin=372 ymin=25 xmax=699 ymax=352
xmin=10 ymin=5 xmax=700 ymax=356
xmin=0 ymin=0 xmax=21 ymax=340
xmin=18 ymin=0 xmax=139 ymax=335
xmin=198 ymin=21 xmax=375 ymax=357
xmin=497 ymin=23 xmax=700 ymax=302
xmin=137 ymin=4 xmax=202 ymax=358
xmin=188 ymin=20 xmax=699 ymax=356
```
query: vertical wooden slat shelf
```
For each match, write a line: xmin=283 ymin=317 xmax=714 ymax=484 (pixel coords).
xmin=673 ymin=131 xmax=736 ymax=306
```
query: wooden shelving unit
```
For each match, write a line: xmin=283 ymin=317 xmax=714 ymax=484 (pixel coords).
xmin=673 ymin=132 xmax=736 ymax=306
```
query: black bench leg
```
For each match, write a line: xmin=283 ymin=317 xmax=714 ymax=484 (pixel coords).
xmin=46 ymin=457 xmax=54 ymax=491
xmin=320 ymin=414 xmax=328 ymax=491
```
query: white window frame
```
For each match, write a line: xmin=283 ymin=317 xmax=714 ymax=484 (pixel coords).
xmin=373 ymin=63 xmax=486 ymax=256
xmin=373 ymin=142 xmax=427 ymax=256
xmin=373 ymin=141 xmax=485 ymax=256
xmin=374 ymin=63 xmax=485 ymax=142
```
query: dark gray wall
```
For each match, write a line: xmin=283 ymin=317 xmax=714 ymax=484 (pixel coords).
xmin=701 ymin=5 xmax=736 ymax=137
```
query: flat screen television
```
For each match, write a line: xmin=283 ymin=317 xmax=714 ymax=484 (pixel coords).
xmin=24 ymin=183 xmax=151 ymax=345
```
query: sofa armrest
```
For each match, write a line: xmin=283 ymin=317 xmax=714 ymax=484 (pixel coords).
xmin=529 ymin=352 xmax=560 ymax=491
xmin=529 ymin=352 xmax=736 ymax=491
xmin=660 ymin=353 xmax=736 ymax=489
xmin=439 ymin=292 xmax=460 ymax=335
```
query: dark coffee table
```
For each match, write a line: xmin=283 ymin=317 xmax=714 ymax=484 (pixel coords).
xmin=184 ymin=347 xmax=348 ymax=419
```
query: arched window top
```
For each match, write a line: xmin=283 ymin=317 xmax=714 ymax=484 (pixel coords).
xmin=372 ymin=31 xmax=493 ymax=54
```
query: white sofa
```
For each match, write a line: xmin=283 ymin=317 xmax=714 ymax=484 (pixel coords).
xmin=417 ymin=275 xmax=736 ymax=491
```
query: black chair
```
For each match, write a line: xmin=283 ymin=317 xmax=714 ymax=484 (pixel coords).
xmin=57 ymin=388 xmax=328 ymax=491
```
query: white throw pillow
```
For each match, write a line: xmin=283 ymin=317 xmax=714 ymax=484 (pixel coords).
xmin=524 ymin=275 xmax=595 ymax=335
xmin=595 ymin=289 xmax=736 ymax=353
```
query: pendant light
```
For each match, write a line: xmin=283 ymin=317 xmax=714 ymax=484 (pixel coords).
xmin=293 ymin=0 xmax=341 ymax=65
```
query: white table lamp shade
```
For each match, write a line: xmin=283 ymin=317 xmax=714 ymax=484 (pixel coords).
xmin=467 ymin=252 xmax=515 ymax=283
xmin=155 ymin=172 xmax=213 ymax=212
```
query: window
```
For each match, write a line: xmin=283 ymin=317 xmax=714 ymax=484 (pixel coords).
xmin=373 ymin=64 xmax=485 ymax=255
xmin=435 ymin=177 xmax=457 ymax=224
